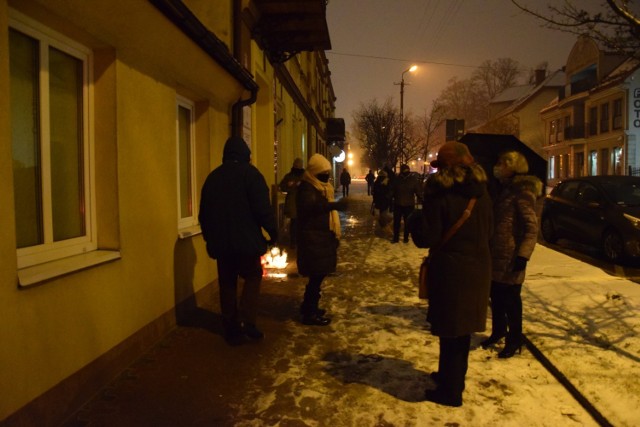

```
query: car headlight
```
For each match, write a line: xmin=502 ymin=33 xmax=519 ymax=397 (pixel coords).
xmin=624 ymin=213 xmax=640 ymax=228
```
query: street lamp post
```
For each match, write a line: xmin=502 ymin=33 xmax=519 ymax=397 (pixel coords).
xmin=399 ymin=65 xmax=417 ymax=167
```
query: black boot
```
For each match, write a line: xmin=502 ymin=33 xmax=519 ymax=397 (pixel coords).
xmin=242 ymin=323 xmax=264 ymax=340
xmin=302 ymin=313 xmax=331 ymax=326
xmin=424 ymin=388 xmax=462 ymax=407
xmin=223 ymin=321 xmax=244 ymax=346
xmin=498 ymin=341 xmax=522 ymax=358
xmin=480 ymin=333 xmax=506 ymax=349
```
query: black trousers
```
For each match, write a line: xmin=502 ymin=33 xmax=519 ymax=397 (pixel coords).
xmin=342 ymin=184 xmax=349 ymax=197
xmin=367 ymin=183 xmax=373 ymax=195
xmin=216 ymin=255 xmax=263 ymax=328
xmin=393 ymin=205 xmax=414 ymax=241
xmin=489 ymin=281 xmax=523 ymax=345
xmin=300 ymin=274 xmax=326 ymax=315
xmin=437 ymin=335 xmax=471 ymax=400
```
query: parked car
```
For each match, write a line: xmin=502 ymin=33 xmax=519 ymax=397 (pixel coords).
xmin=541 ymin=176 xmax=640 ymax=262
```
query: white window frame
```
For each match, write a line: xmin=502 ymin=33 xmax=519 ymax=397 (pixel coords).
xmin=176 ymin=96 xmax=198 ymax=231
xmin=10 ymin=10 xmax=96 ymax=270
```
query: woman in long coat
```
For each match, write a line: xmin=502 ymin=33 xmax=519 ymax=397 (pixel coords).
xmin=296 ymin=154 xmax=347 ymax=326
xmin=482 ymin=151 xmax=542 ymax=358
xmin=421 ymin=142 xmax=493 ymax=407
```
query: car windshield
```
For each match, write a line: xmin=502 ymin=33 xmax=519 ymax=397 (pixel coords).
xmin=601 ymin=181 xmax=640 ymax=206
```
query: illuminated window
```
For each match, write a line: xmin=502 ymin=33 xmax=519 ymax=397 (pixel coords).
xmin=176 ymin=96 xmax=197 ymax=230
xmin=10 ymin=13 xmax=94 ymax=269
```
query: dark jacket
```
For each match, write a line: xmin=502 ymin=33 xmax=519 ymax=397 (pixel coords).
xmin=199 ymin=136 xmax=277 ymax=259
xmin=340 ymin=170 xmax=351 ymax=186
xmin=490 ymin=174 xmax=541 ymax=285
xmin=373 ymin=175 xmax=392 ymax=211
xmin=422 ymin=165 xmax=494 ymax=337
xmin=296 ymin=180 xmax=339 ymax=276
xmin=365 ymin=172 xmax=375 ymax=185
xmin=279 ymin=167 xmax=304 ymax=219
xmin=392 ymin=172 xmax=423 ymax=207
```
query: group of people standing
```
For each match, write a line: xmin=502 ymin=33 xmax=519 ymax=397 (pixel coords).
xmin=420 ymin=141 xmax=542 ymax=407
xmin=198 ymin=136 xmax=542 ymax=409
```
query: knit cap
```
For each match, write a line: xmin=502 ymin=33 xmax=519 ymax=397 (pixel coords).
xmin=307 ymin=153 xmax=332 ymax=176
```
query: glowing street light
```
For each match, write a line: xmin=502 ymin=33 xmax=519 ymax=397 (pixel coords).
xmin=398 ymin=65 xmax=417 ymax=166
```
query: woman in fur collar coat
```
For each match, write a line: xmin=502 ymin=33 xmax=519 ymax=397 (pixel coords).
xmin=482 ymin=151 xmax=542 ymax=358
xmin=421 ymin=142 xmax=494 ymax=407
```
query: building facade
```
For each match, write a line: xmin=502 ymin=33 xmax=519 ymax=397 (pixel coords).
xmin=0 ymin=0 xmax=337 ymax=424
xmin=541 ymin=35 xmax=640 ymax=188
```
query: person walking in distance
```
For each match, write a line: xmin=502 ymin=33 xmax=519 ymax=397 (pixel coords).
xmin=391 ymin=164 xmax=423 ymax=243
xmin=421 ymin=142 xmax=493 ymax=407
xmin=297 ymin=154 xmax=347 ymax=326
xmin=199 ymin=136 xmax=278 ymax=346
xmin=340 ymin=168 xmax=351 ymax=197
xmin=372 ymin=169 xmax=392 ymax=232
xmin=365 ymin=169 xmax=375 ymax=196
xmin=279 ymin=158 xmax=305 ymax=248
xmin=482 ymin=151 xmax=541 ymax=358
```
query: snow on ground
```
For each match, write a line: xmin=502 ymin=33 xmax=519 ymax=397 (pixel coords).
xmin=232 ymin=194 xmax=640 ymax=426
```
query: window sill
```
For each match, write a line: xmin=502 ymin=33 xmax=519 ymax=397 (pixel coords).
xmin=178 ymin=225 xmax=202 ymax=239
xmin=18 ymin=250 xmax=121 ymax=288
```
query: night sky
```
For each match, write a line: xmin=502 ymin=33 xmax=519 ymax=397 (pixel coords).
xmin=325 ymin=0 xmax=603 ymax=132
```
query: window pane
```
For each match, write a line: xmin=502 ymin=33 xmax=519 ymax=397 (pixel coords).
xmin=49 ymin=47 xmax=85 ymax=241
xmin=178 ymin=105 xmax=192 ymax=219
xmin=10 ymin=29 xmax=43 ymax=248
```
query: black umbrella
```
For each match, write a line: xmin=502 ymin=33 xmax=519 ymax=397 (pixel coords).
xmin=459 ymin=133 xmax=548 ymax=196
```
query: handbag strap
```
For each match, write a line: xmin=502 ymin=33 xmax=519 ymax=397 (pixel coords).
xmin=439 ymin=197 xmax=477 ymax=246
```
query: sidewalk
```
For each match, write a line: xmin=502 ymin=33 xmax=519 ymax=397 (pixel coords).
xmin=62 ymin=187 xmax=639 ymax=426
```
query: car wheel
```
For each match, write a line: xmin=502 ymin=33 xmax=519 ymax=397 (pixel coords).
xmin=602 ymin=229 xmax=624 ymax=262
xmin=541 ymin=216 xmax=558 ymax=243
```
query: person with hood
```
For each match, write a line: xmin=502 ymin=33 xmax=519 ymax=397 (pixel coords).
xmin=296 ymin=153 xmax=347 ymax=326
xmin=279 ymin=158 xmax=305 ymax=248
xmin=199 ymin=136 xmax=278 ymax=346
xmin=481 ymin=151 xmax=542 ymax=358
xmin=391 ymin=164 xmax=423 ymax=243
xmin=372 ymin=169 xmax=392 ymax=230
xmin=340 ymin=168 xmax=351 ymax=197
xmin=421 ymin=142 xmax=493 ymax=407
xmin=365 ymin=169 xmax=375 ymax=196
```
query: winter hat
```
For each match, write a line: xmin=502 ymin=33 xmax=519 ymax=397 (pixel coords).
xmin=293 ymin=157 xmax=304 ymax=169
xmin=307 ymin=153 xmax=332 ymax=176
xmin=431 ymin=141 xmax=474 ymax=169
xmin=400 ymin=164 xmax=410 ymax=173
xmin=222 ymin=136 xmax=251 ymax=163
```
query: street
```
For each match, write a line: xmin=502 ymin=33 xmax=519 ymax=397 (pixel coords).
xmin=63 ymin=179 xmax=639 ymax=427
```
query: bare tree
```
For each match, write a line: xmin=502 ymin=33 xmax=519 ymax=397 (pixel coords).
xmin=352 ymin=98 xmax=400 ymax=170
xmin=472 ymin=58 xmax=523 ymax=100
xmin=511 ymin=0 xmax=640 ymax=54
xmin=434 ymin=76 xmax=488 ymax=129
xmin=420 ymin=101 xmax=445 ymax=162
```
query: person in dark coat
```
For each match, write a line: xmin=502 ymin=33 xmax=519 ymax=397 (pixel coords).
xmin=391 ymin=164 xmax=423 ymax=243
xmin=482 ymin=151 xmax=542 ymax=358
xmin=339 ymin=168 xmax=351 ymax=197
xmin=372 ymin=169 xmax=392 ymax=230
xmin=279 ymin=158 xmax=305 ymax=248
xmin=365 ymin=169 xmax=375 ymax=196
xmin=199 ymin=136 xmax=278 ymax=345
xmin=297 ymin=153 xmax=347 ymax=326
xmin=421 ymin=142 xmax=493 ymax=407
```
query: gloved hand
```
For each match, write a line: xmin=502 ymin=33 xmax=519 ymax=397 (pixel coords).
xmin=513 ymin=256 xmax=528 ymax=272
xmin=330 ymin=198 xmax=348 ymax=212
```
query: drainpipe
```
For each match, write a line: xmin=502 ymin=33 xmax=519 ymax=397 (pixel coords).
xmin=150 ymin=0 xmax=259 ymax=136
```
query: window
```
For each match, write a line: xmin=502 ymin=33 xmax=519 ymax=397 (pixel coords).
xmin=589 ymin=150 xmax=598 ymax=176
xmin=176 ymin=96 xmax=197 ymax=230
xmin=549 ymin=119 xmax=557 ymax=144
xmin=613 ymin=147 xmax=623 ymax=175
xmin=548 ymin=156 xmax=556 ymax=179
xmin=10 ymin=13 xmax=95 ymax=269
xmin=613 ymin=98 xmax=623 ymax=130
xmin=589 ymin=106 xmax=598 ymax=136
xmin=600 ymin=103 xmax=610 ymax=133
